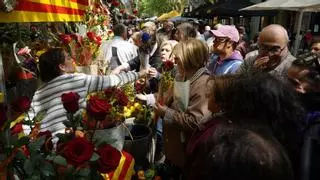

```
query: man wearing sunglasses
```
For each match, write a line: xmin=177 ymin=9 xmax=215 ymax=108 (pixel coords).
xmin=238 ymin=24 xmax=295 ymax=81
xmin=207 ymin=25 xmax=243 ymax=75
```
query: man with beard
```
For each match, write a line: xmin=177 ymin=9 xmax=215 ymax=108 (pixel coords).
xmin=207 ymin=25 xmax=243 ymax=75
xmin=238 ymin=24 xmax=295 ymax=81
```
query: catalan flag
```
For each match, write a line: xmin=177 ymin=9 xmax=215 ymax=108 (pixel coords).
xmin=101 ymin=151 xmax=135 ymax=180
xmin=0 ymin=0 xmax=89 ymax=22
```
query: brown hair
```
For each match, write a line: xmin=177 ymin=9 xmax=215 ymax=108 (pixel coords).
xmin=172 ymin=39 xmax=208 ymax=72
xmin=176 ymin=22 xmax=197 ymax=41
xmin=39 ymin=48 xmax=66 ymax=82
xmin=189 ymin=124 xmax=294 ymax=180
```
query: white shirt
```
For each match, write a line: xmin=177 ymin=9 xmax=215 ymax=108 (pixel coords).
xmin=98 ymin=36 xmax=138 ymax=65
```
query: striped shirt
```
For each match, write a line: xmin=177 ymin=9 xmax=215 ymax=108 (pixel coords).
xmin=23 ymin=72 xmax=139 ymax=139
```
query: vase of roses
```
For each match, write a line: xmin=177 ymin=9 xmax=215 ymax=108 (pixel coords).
xmin=0 ymin=93 xmax=131 ymax=179
xmin=58 ymin=31 xmax=102 ymax=75
xmin=60 ymin=89 xmax=127 ymax=152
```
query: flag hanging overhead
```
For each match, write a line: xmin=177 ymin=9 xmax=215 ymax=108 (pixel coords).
xmin=0 ymin=0 xmax=89 ymax=23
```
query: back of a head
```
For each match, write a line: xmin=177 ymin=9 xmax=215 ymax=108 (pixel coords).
xmin=177 ymin=22 xmax=197 ymax=40
xmin=189 ymin=125 xmax=294 ymax=180
xmin=141 ymin=21 xmax=157 ymax=45
xmin=39 ymin=48 xmax=65 ymax=83
xmin=172 ymin=39 xmax=208 ymax=71
xmin=216 ymin=73 xmax=304 ymax=125
xmin=113 ymin=23 xmax=126 ymax=37
xmin=212 ymin=73 xmax=304 ymax=159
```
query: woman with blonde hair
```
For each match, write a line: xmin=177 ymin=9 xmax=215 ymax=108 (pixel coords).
xmin=155 ymin=39 xmax=211 ymax=173
xmin=136 ymin=40 xmax=178 ymax=105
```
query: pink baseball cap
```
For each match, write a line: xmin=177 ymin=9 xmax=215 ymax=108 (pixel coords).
xmin=210 ymin=25 xmax=240 ymax=43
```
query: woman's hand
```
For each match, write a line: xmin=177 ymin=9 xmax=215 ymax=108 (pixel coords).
xmin=138 ymin=68 xmax=148 ymax=78
xmin=111 ymin=65 xmax=127 ymax=75
xmin=136 ymin=94 xmax=147 ymax=101
xmin=148 ymin=67 xmax=159 ymax=78
xmin=155 ymin=102 xmax=168 ymax=118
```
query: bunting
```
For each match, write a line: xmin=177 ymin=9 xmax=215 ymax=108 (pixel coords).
xmin=0 ymin=0 xmax=89 ymax=22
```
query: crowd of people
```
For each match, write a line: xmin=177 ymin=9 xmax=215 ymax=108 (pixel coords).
xmin=28 ymin=20 xmax=320 ymax=179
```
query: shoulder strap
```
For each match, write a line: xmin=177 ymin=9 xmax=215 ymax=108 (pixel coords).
xmin=110 ymin=47 xmax=121 ymax=70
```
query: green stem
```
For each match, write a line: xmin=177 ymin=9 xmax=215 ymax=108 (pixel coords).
xmin=26 ymin=112 xmax=33 ymax=131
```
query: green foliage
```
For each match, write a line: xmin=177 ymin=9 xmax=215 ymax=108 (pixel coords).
xmin=51 ymin=155 xmax=68 ymax=166
xmin=0 ymin=23 xmax=31 ymax=49
xmin=90 ymin=152 xmax=100 ymax=162
xmin=139 ymin=0 xmax=186 ymax=17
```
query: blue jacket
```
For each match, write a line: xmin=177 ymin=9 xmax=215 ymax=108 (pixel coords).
xmin=207 ymin=52 xmax=243 ymax=75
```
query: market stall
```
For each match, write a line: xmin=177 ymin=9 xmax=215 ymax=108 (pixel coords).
xmin=0 ymin=0 xmax=157 ymax=179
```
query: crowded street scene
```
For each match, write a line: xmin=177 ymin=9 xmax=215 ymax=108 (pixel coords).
xmin=0 ymin=0 xmax=319 ymax=179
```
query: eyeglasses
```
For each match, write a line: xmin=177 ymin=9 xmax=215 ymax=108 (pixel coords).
xmin=258 ymin=44 xmax=286 ymax=55
xmin=312 ymin=47 xmax=319 ymax=52
xmin=214 ymin=37 xmax=229 ymax=43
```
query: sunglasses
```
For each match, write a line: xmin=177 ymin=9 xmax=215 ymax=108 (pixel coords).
xmin=214 ymin=37 xmax=229 ymax=43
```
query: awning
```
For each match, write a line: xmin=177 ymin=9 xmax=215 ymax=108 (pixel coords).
xmin=0 ymin=0 xmax=89 ymax=23
xmin=157 ymin=10 xmax=181 ymax=21
xmin=241 ymin=0 xmax=320 ymax=56
xmin=241 ymin=0 xmax=320 ymax=12
xmin=183 ymin=0 xmax=277 ymax=18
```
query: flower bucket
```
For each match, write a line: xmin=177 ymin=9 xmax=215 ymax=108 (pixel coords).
xmin=76 ymin=64 xmax=98 ymax=75
xmin=92 ymin=123 xmax=125 ymax=151
xmin=123 ymin=124 xmax=152 ymax=168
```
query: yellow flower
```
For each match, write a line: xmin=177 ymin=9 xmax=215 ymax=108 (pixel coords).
xmin=123 ymin=111 xmax=131 ymax=118
xmin=36 ymin=50 xmax=46 ymax=57
xmin=130 ymin=106 xmax=135 ymax=112
xmin=134 ymin=102 xmax=142 ymax=109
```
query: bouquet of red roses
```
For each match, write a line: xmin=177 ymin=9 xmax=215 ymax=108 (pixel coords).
xmin=0 ymin=93 xmax=124 ymax=179
xmin=58 ymin=31 xmax=102 ymax=66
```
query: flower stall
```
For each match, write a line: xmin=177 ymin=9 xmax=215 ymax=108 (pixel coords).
xmin=0 ymin=0 xmax=160 ymax=179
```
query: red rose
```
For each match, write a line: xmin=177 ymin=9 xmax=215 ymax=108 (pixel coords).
xmin=164 ymin=60 xmax=174 ymax=71
xmin=86 ymin=32 xmax=96 ymax=41
xmin=115 ymin=89 xmax=128 ymax=106
xmin=82 ymin=116 xmax=97 ymax=129
xmin=61 ymin=92 xmax=80 ymax=113
xmin=96 ymin=144 xmax=121 ymax=173
xmin=38 ymin=130 xmax=53 ymax=151
xmin=11 ymin=123 xmax=23 ymax=135
xmin=95 ymin=36 xmax=102 ymax=46
xmin=120 ymin=9 xmax=125 ymax=14
xmin=133 ymin=9 xmax=138 ymax=15
xmin=75 ymin=42 xmax=82 ymax=48
xmin=0 ymin=103 xmax=7 ymax=128
xmin=60 ymin=34 xmax=72 ymax=44
xmin=12 ymin=96 xmax=31 ymax=112
xmin=96 ymin=36 xmax=102 ymax=42
xmin=104 ymin=87 xmax=116 ymax=99
xmin=63 ymin=137 xmax=94 ymax=166
xmin=86 ymin=96 xmax=112 ymax=120
xmin=70 ymin=33 xmax=78 ymax=40
xmin=112 ymin=1 xmax=120 ymax=7
xmin=21 ymin=145 xmax=30 ymax=157
xmin=96 ymin=39 xmax=102 ymax=46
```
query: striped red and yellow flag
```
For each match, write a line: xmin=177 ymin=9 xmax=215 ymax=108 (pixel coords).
xmin=101 ymin=151 xmax=135 ymax=180
xmin=0 ymin=0 xmax=89 ymax=22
